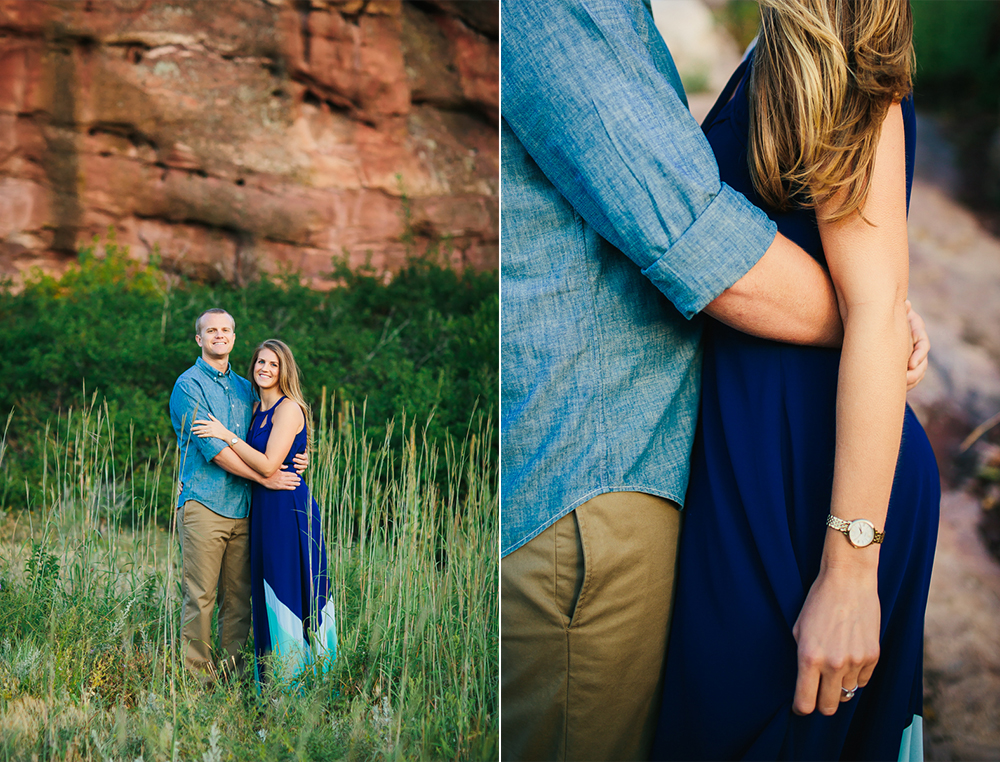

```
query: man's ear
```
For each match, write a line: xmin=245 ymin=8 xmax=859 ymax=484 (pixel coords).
xmin=195 ymin=334 xmax=203 ymax=347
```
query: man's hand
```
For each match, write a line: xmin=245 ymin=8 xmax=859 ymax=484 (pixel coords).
xmin=261 ymin=466 xmax=300 ymax=491
xmin=905 ymin=300 xmax=930 ymax=391
xmin=293 ymin=450 xmax=308 ymax=475
xmin=792 ymin=566 xmax=880 ymax=716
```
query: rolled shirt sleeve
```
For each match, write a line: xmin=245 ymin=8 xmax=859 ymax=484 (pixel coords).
xmin=169 ymin=378 xmax=228 ymax=464
xmin=501 ymin=0 xmax=776 ymax=316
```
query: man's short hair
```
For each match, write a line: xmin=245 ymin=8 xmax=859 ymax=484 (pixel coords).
xmin=195 ymin=308 xmax=235 ymax=335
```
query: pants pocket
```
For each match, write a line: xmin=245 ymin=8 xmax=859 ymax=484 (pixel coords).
xmin=553 ymin=510 xmax=585 ymax=626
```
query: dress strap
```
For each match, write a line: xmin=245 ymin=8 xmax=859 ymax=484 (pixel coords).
xmin=701 ymin=53 xmax=751 ymax=134
xmin=262 ymin=395 xmax=288 ymax=424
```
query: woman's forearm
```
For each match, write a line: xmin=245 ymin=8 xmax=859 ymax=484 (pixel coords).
xmin=791 ymin=297 xmax=910 ymax=715
xmin=211 ymin=445 xmax=269 ymax=484
xmin=193 ymin=412 xmax=294 ymax=479
xmin=228 ymin=437 xmax=283 ymax=478
xmin=822 ymin=299 xmax=911 ymax=572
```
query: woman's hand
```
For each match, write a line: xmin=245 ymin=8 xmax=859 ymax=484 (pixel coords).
xmin=905 ymin=300 xmax=930 ymax=391
xmin=792 ymin=565 xmax=880 ymax=716
xmin=192 ymin=413 xmax=235 ymax=443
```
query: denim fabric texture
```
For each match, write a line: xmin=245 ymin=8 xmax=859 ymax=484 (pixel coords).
xmin=170 ymin=357 xmax=256 ymax=519
xmin=500 ymin=0 xmax=778 ymax=556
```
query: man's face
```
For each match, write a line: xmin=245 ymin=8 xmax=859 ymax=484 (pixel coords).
xmin=195 ymin=313 xmax=236 ymax=361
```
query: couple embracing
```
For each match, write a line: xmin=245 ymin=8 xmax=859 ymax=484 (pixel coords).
xmin=169 ymin=308 xmax=337 ymax=688
xmin=501 ymin=0 xmax=939 ymax=760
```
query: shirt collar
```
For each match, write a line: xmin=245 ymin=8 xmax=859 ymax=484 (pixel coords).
xmin=196 ymin=356 xmax=231 ymax=379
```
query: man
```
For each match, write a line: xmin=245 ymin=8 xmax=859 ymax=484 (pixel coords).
xmin=499 ymin=1 xmax=930 ymax=759
xmin=169 ymin=308 xmax=305 ymax=684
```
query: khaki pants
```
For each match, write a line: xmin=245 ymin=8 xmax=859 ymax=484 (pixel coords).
xmin=177 ymin=500 xmax=251 ymax=682
xmin=501 ymin=492 xmax=681 ymax=761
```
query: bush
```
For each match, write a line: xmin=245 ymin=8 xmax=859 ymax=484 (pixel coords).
xmin=0 ymin=231 xmax=498 ymax=522
xmin=910 ymin=1 xmax=1000 ymax=226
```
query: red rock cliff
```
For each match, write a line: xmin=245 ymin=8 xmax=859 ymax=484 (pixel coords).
xmin=0 ymin=0 xmax=498 ymax=287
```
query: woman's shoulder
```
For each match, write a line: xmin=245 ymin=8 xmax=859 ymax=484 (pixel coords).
xmin=273 ymin=397 xmax=306 ymax=429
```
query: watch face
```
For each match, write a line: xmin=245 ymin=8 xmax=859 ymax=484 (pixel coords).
xmin=848 ymin=520 xmax=875 ymax=548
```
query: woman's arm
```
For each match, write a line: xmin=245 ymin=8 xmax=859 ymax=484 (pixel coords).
xmin=193 ymin=401 xmax=305 ymax=478
xmin=210 ymin=447 xmax=302 ymax=489
xmin=791 ymin=102 xmax=911 ymax=717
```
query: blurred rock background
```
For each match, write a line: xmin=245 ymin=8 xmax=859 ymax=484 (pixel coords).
xmin=0 ymin=0 xmax=498 ymax=288
xmin=653 ymin=0 xmax=1000 ymax=758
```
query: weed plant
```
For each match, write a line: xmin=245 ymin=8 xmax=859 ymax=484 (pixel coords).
xmin=0 ymin=395 xmax=498 ymax=760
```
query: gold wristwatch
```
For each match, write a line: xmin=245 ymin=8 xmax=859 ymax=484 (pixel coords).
xmin=826 ymin=515 xmax=884 ymax=548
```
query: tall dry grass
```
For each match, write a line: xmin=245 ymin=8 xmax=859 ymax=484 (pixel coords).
xmin=0 ymin=394 xmax=498 ymax=761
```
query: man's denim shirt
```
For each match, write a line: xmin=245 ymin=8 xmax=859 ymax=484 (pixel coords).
xmin=170 ymin=357 xmax=256 ymax=519
xmin=501 ymin=0 xmax=778 ymax=556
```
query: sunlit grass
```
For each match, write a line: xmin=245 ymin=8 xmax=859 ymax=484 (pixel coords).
xmin=0 ymin=395 xmax=498 ymax=761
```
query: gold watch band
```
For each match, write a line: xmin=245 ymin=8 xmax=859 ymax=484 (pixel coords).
xmin=826 ymin=514 xmax=884 ymax=545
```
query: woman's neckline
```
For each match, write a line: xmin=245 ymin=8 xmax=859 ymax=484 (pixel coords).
xmin=259 ymin=393 xmax=286 ymax=412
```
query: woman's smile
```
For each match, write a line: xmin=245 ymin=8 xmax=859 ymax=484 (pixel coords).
xmin=254 ymin=348 xmax=281 ymax=390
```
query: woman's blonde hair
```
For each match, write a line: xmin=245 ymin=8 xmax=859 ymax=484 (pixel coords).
xmin=748 ymin=0 xmax=914 ymax=222
xmin=249 ymin=339 xmax=312 ymax=442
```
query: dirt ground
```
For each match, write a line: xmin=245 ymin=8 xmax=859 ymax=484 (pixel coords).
xmin=906 ymin=116 xmax=1000 ymax=762
xmin=922 ymin=491 xmax=1000 ymax=760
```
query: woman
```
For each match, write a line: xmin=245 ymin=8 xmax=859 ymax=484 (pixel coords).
xmin=193 ymin=339 xmax=338 ymax=686
xmin=653 ymin=0 xmax=939 ymax=759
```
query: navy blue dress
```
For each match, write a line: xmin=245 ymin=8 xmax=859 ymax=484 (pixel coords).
xmin=652 ymin=58 xmax=940 ymax=761
xmin=249 ymin=396 xmax=337 ymax=686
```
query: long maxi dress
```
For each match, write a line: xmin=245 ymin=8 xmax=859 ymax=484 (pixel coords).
xmin=652 ymin=55 xmax=940 ymax=762
xmin=248 ymin=396 xmax=338 ymax=685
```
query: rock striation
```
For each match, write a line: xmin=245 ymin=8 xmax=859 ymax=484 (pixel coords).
xmin=0 ymin=0 xmax=498 ymax=288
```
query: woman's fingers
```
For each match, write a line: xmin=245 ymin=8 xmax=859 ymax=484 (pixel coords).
xmin=817 ymin=672 xmax=848 ymax=715
xmin=799 ymin=664 xmax=866 ymax=715
xmin=792 ymin=654 xmax=821 ymax=716
xmin=792 ymin=570 xmax=881 ymax=716
xmin=799 ymin=649 xmax=875 ymax=714
xmin=838 ymin=678 xmax=859 ymax=702
xmin=191 ymin=419 xmax=218 ymax=438
xmin=857 ymin=660 xmax=877 ymax=688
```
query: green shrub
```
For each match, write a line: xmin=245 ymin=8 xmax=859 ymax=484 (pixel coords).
xmin=0 ymin=230 xmax=498 ymax=523
xmin=911 ymin=0 xmax=1000 ymax=110
xmin=910 ymin=0 xmax=1000 ymax=223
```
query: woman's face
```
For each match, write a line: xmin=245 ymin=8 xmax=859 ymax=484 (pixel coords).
xmin=254 ymin=348 xmax=280 ymax=391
